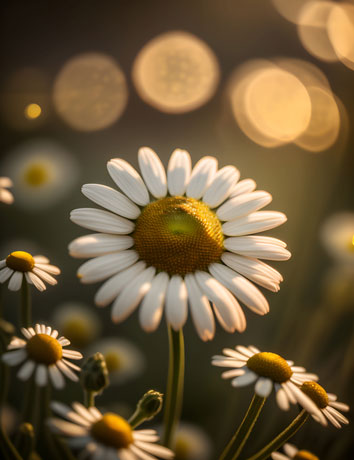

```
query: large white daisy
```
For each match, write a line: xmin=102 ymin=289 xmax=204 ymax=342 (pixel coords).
xmin=69 ymin=147 xmax=290 ymax=340
xmin=49 ymin=401 xmax=174 ymax=460
xmin=212 ymin=345 xmax=327 ymax=425
xmin=2 ymin=323 xmax=82 ymax=389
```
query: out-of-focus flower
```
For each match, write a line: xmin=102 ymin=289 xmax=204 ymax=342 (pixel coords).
xmin=49 ymin=402 xmax=174 ymax=460
xmin=0 ymin=251 xmax=60 ymax=291
xmin=300 ymin=381 xmax=349 ymax=428
xmin=0 ymin=405 xmax=18 ymax=435
xmin=2 ymin=324 xmax=82 ymax=389
xmin=271 ymin=443 xmax=319 ymax=460
xmin=87 ymin=338 xmax=145 ymax=385
xmin=0 ymin=177 xmax=14 ymax=204
xmin=321 ymin=265 xmax=354 ymax=314
xmin=70 ymin=147 xmax=290 ymax=340
xmin=320 ymin=212 xmax=354 ymax=264
xmin=212 ymin=345 xmax=326 ymax=424
xmin=173 ymin=422 xmax=212 ymax=460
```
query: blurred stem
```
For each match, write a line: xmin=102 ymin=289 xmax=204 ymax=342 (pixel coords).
xmin=162 ymin=325 xmax=185 ymax=448
xmin=84 ymin=390 xmax=95 ymax=408
xmin=20 ymin=281 xmax=31 ymax=329
xmin=219 ymin=394 xmax=266 ymax=460
xmin=246 ymin=410 xmax=309 ymax=460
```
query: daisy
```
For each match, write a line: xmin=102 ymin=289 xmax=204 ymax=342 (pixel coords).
xmin=69 ymin=147 xmax=290 ymax=340
xmin=0 ymin=177 xmax=14 ymax=204
xmin=271 ymin=443 xmax=319 ymax=460
xmin=0 ymin=251 xmax=60 ymax=291
xmin=300 ymin=381 xmax=350 ymax=428
xmin=212 ymin=345 xmax=327 ymax=424
xmin=320 ymin=212 xmax=354 ymax=264
xmin=48 ymin=401 xmax=174 ymax=460
xmin=171 ymin=422 xmax=212 ymax=460
xmin=2 ymin=323 xmax=82 ymax=389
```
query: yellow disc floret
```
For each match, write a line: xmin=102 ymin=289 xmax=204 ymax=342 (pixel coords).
xmin=133 ymin=196 xmax=224 ymax=275
xmin=23 ymin=163 xmax=49 ymax=187
xmin=6 ymin=251 xmax=35 ymax=272
xmin=247 ymin=352 xmax=293 ymax=383
xmin=300 ymin=381 xmax=329 ymax=409
xmin=294 ymin=450 xmax=319 ymax=460
xmin=26 ymin=334 xmax=63 ymax=365
xmin=90 ymin=413 xmax=133 ymax=449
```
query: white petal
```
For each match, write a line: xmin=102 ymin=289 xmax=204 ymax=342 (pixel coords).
xmin=222 ymin=211 xmax=287 ymax=236
xmin=77 ymin=250 xmax=139 ymax=284
xmin=0 ymin=177 xmax=13 ymax=187
xmin=165 ymin=275 xmax=188 ymax=331
xmin=222 ymin=348 xmax=249 ymax=360
xmin=232 ymin=370 xmax=257 ymax=387
xmin=235 ymin=345 xmax=254 ymax=357
xmin=2 ymin=349 xmax=27 ymax=366
xmin=33 ymin=255 xmax=50 ymax=264
xmin=217 ymin=191 xmax=272 ymax=221
xmin=32 ymin=267 xmax=57 ymax=285
xmin=322 ymin=408 xmax=341 ymax=428
xmin=8 ymin=272 xmax=23 ymax=291
xmin=212 ymin=358 xmax=246 ymax=368
xmin=283 ymin=443 xmax=298 ymax=457
xmin=185 ymin=273 xmax=215 ymax=341
xmin=229 ymin=179 xmax=257 ymax=197
xmin=167 ymin=148 xmax=191 ymax=196
xmin=203 ymin=166 xmax=240 ymax=208
xmin=221 ymin=368 xmax=246 ymax=379
xmin=48 ymin=418 xmax=88 ymax=437
xmin=330 ymin=401 xmax=350 ymax=412
xmin=139 ymin=271 xmax=169 ymax=332
xmin=61 ymin=350 xmax=83 ymax=360
xmin=70 ymin=208 xmax=134 ymax=235
xmin=134 ymin=441 xmax=174 ymax=459
xmin=7 ymin=337 xmax=26 ymax=349
xmin=270 ymin=453 xmax=289 ymax=460
xmin=129 ymin=445 xmax=157 ymax=460
xmin=17 ymin=360 xmax=36 ymax=380
xmin=94 ymin=261 xmax=146 ymax=307
xmin=56 ymin=360 xmax=79 ymax=381
xmin=224 ymin=236 xmax=291 ymax=261
xmin=138 ymin=147 xmax=167 ymax=198
xmin=69 ymin=234 xmax=134 ymax=258
xmin=0 ymin=267 xmax=14 ymax=283
xmin=49 ymin=365 xmax=66 ymax=389
xmin=0 ymin=260 xmax=6 ymax=269
xmin=209 ymin=263 xmax=269 ymax=315
xmin=111 ymin=267 xmax=156 ymax=323
xmin=58 ymin=337 xmax=70 ymax=346
xmin=107 ymin=158 xmax=149 ymax=206
xmin=0 ymin=188 xmax=14 ymax=204
xmin=255 ymin=377 xmax=273 ymax=397
xmin=275 ymin=387 xmax=290 ymax=411
xmin=326 ymin=406 xmax=349 ymax=425
xmin=35 ymin=364 xmax=48 ymax=386
xmin=34 ymin=263 xmax=61 ymax=275
xmin=186 ymin=156 xmax=218 ymax=199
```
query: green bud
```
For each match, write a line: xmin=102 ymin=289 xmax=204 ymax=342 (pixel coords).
xmin=129 ymin=390 xmax=163 ymax=428
xmin=17 ymin=422 xmax=35 ymax=460
xmin=80 ymin=352 xmax=109 ymax=394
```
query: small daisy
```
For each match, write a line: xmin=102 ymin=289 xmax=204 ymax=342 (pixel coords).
xmin=2 ymin=324 xmax=82 ymax=389
xmin=0 ymin=251 xmax=60 ymax=291
xmin=212 ymin=345 xmax=327 ymax=424
xmin=172 ymin=422 xmax=212 ymax=460
xmin=69 ymin=147 xmax=290 ymax=340
xmin=300 ymin=381 xmax=350 ymax=428
xmin=271 ymin=443 xmax=319 ymax=460
xmin=320 ymin=212 xmax=354 ymax=264
xmin=0 ymin=177 xmax=14 ymax=204
xmin=49 ymin=401 xmax=174 ymax=460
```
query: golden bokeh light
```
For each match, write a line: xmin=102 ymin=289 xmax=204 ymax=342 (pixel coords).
xmin=53 ymin=52 xmax=128 ymax=131
xmin=24 ymin=103 xmax=42 ymax=120
xmin=327 ymin=3 xmax=354 ymax=71
xmin=271 ymin=0 xmax=311 ymax=23
xmin=132 ymin=31 xmax=220 ymax=113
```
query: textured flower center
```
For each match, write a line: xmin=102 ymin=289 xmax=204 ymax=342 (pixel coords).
xmin=104 ymin=351 xmax=122 ymax=373
xmin=6 ymin=251 xmax=35 ymax=272
xmin=26 ymin=334 xmax=63 ymax=365
xmin=133 ymin=196 xmax=224 ymax=275
xmin=247 ymin=352 xmax=293 ymax=383
xmin=300 ymin=381 xmax=329 ymax=409
xmin=294 ymin=450 xmax=319 ymax=460
xmin=23 ymin=163 xmax=49 ymax=187
xmin=90 ymin=413 xmax=133 ymax=449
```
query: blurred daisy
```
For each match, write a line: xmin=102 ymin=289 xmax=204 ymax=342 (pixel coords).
xmin=0 ymin=251 xmax=60 ymax=291
xmin=300 ymin=381 xmax=350 ymax=428
xmin=173 ymin=422 xmax=212 ymax=460
xmin=87 ymin=338 xmax=145 ymax=385
xmin=70 ymin=147 xmax=290 ymax=340
xmin=0 ymin=177 xmax=14 ymax=204
xmin=271 ymin=443 xmax=319 ymax=460
xmin=2 ymin=323 xmax=82 ymax=389
xmin=320 ymin=212 xmax=354 ymax=264
xmin=1 ymin=139 xmax=78 ymax=210
xmin=212 ymin=345 xmax=326 ymax=424
xmin=49 ymin=402 xmax=174 ymax=460
xmin=53 ymin=302 xmax=101 ymax=348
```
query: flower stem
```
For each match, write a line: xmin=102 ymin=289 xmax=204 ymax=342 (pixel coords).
xmin=162 ymin=325 xmax=185 ymax=448
xmin=20 ymin=280 xmax=31 ymax=329
xmin=84 ymin=390 xmax=95 ymax=408
xmin=246 ymin=410 xmax=309 ymax=460
xmin=219 ymin=394 xmax=266 ymax=460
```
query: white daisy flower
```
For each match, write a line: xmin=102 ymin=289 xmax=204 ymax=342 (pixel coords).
xmin=172 ymin=422 xmax=212 ymax=460
xmin=2 ymin=324 xmax=82 ymax=389
xmin=300 ymin=381 xmax=350 ymax=428
xmin=48 ymin=402 xmax=174 ymax=460
xmin=0 ymin=177 xmax=14 ymax=204
xmin=0 ymin=251 xmax=60 ymax=291
xmin=69 ymin=147 xmax=290 ymax=340
xmin=212 ymin=345 xmax=327 ymax=425
xmin=271 ymin=443 xmax=319 ymax=460
xmin=87 ymin=338 xmax=145 ymax=385
xmin=320 ymin=212 xmax=354 ymax=264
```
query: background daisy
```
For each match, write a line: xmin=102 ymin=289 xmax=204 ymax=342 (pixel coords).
xmin=0 ymin=177 xmax=14 ymax=204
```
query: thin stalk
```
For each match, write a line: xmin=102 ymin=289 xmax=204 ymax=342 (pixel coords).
xmin=84 ymin=390 xmax=95 ymax=408
xmin=20 ymin=280 xmax=31 ymax=329
xmin=246 ymin=410 xmax=309 ymax=460
xmin=219 ymin=394 xmax=266 ymax=460
xmin=162 ymin=325 xmax=185 ymax=448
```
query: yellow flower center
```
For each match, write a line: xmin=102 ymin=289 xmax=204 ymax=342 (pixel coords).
xmin=23 ymin=163 xmax=49 ymax=187
xmin=26 ymin=334 xmax=63 ymax=365
xmin=300 ymin=381 xmax=329 ymax=409
xmin=133 ymin=196 xmax=224 ymax=276
xmin=6 ymin=251 xmax=35 ymax=272
xmin=90 ymin=413 xmax=133 ymax=449
xmin=247 ymin=352 xmax=293 ymax=383
xmin=61 ymin=317 xmax=93 ymax=348
xmin=104 ymin=351 xmax=122 ymax=373
xmin=294 ymin=450 xmax=319 ymax=460
xmin=24 ymin=103 xmax=42 ymax=120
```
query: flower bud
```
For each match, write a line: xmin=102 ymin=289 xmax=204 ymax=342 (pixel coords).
xmin=80 ymin=352 xmax=109 ymax=393
xmin=129 ymin=390 xmax=163 ymax=428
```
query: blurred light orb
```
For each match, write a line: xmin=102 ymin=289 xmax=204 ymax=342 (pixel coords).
xmin=271 ymin=0 xmax=312 ymax=23
xmin=132 ymin=31 xmax=220 ymax=113
xmin=24 ymin=103 xmax=42 ymax=120
xmin=320 ymin=212 xmax=354 ymax=264
xmin=327 ymin=3 xmax=354 ymax=71
xmin=173 ymin=423 xmax=212 ymax=460
xmin=1 ymin=139 xmax=79 ymax=210
xmin=322 ymin=265 xmax=354 ymax=313
xmin=53 ymin=52 xmax=128 ymax=131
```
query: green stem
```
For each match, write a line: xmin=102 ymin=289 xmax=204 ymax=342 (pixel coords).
xmin=219 ymin=394 xmax=266 ymax=460
xmin=84 ymin=390 xmax=95 ymax=408
xmin=246 ymin=410 xmax=309 ymax=460
xmin=162 ymin=326 xmax=185 ymax=448
xmin=20 ymin=280 xmax=31 ymax=329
